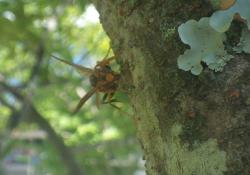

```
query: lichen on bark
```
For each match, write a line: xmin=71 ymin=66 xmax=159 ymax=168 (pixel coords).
xmin=92 ymin=1 xmax=250 ymax=175
xmin=166 ymin=124 xmax=227 ymax=175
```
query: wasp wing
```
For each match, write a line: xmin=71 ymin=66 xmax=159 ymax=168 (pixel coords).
xmin=72 ymin=88 xmax=96 ymax=114
xmin=51 ymin=55 xmax=93 ymax=77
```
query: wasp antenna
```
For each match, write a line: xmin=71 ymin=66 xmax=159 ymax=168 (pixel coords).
xmin=51 ymin=55 xmax=77 ymax=67
xmin=51 ymin=55 xmax=94 ymax=76
xmin=51 ymin=55 xmax=80 ymax=67
xmin=104 ymin=47 xmax=111 ymax=59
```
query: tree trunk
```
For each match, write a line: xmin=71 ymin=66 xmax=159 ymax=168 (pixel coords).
xmin=92 ymin=1 xmax=250 ymax=175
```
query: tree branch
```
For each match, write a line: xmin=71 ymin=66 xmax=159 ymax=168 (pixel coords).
xmin=0 ymin=80 xmax=85 ymax=175
xmin=18 ymin=41 xmax=45 ymax=88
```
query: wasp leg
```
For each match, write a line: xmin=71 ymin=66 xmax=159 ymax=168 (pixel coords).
xmin=102 ymin=93 xmax=108 ymax=104
xmin=96 ymin=92 xmax=100 ymax=109
xmin=102 ymin=93 xmax=121 ymax=109
xmin=102 ymin=93 xmax=114 ymax=104
xmin=102 ymin=93 xmax=118 ymax=104
xmin=109 ymin=103 xmax=121 ymax=110
xmin=102 ymin=98 xmax=119 ymax=104
xmin=96 ymin=56 xmax=116 ymax=69
xmin=106 ymin=56 xmax=115 ymax=62
xmin=73 ymin=88 xmax=96 ymax=115
xmin=108 ymin=92 xmax=114 ymax=102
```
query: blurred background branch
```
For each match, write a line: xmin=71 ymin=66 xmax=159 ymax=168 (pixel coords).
xmin=0 ymin=79 xmax=85 ymax=175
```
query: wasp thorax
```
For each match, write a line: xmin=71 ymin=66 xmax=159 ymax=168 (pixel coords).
xmin=89 ymin=65 xmax=120 ymax=93
xmin=89 ymin=74 xmax=98 ymax=87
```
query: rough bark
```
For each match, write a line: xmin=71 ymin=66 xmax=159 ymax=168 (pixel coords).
xmin=92 ymin=1 xmax=250 ymax=175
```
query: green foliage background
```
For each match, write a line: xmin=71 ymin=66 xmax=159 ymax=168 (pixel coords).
xmin=0 ymin=0 xmax=141 ymax=174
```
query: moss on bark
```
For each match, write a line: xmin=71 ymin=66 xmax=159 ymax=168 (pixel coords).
xmin=92 ymin=0 xmax=250 ymax=174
